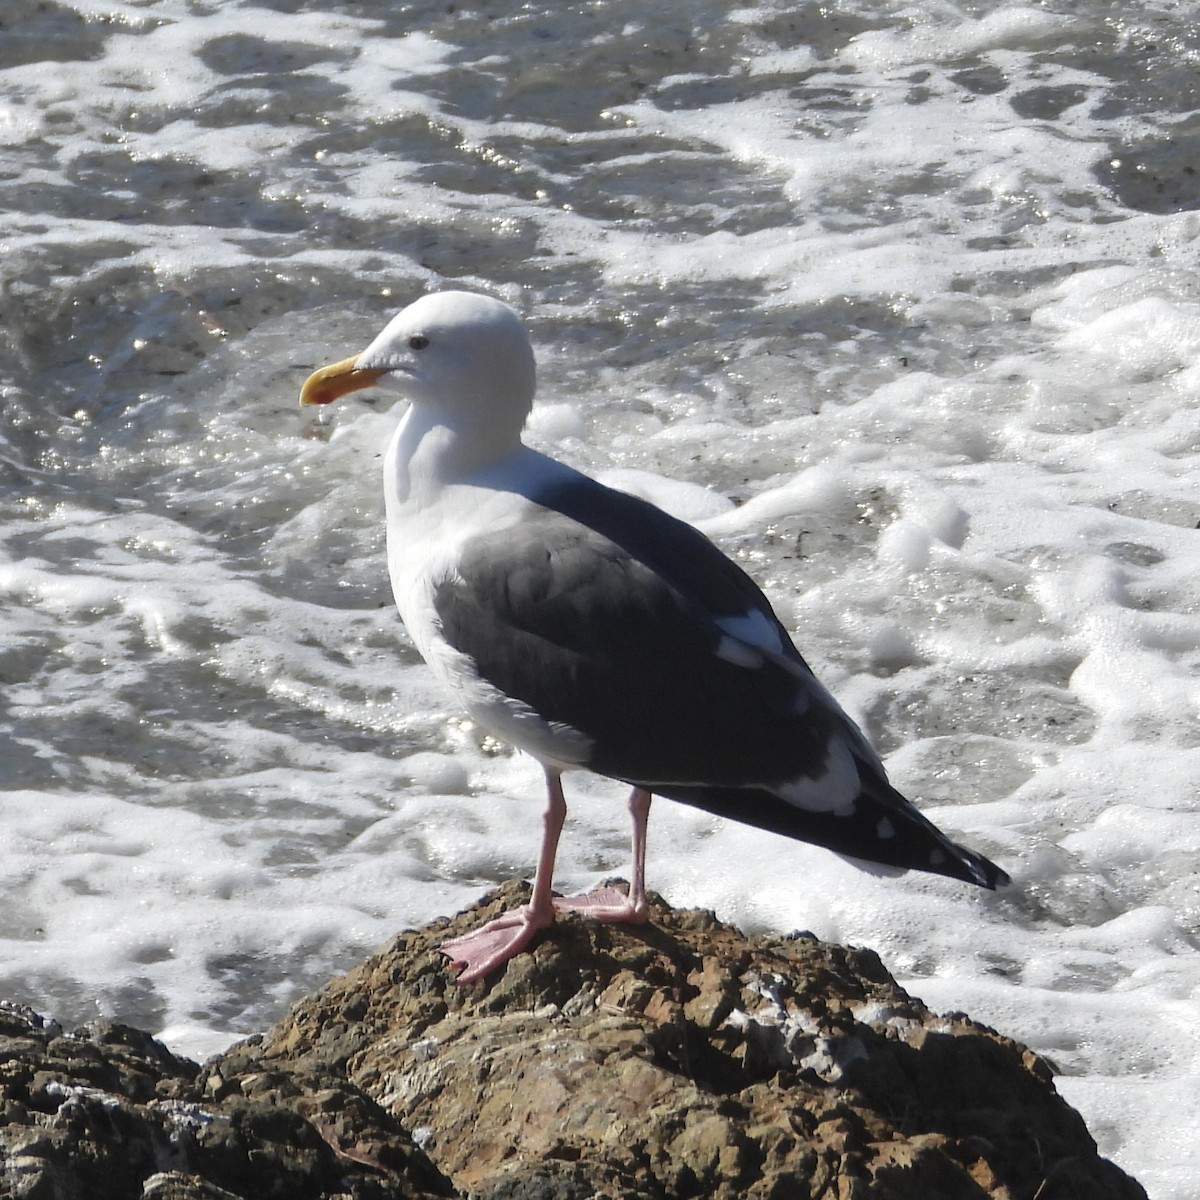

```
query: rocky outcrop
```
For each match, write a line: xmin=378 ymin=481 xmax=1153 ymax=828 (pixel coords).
xmin=0 ymin=1005 xmax=451 ymax=1199
xmin=1 ymin=883 xmax=1147 ymax=1199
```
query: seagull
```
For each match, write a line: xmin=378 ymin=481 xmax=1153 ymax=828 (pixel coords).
xmin=300 ymin=290 xmax=1008 ymax=983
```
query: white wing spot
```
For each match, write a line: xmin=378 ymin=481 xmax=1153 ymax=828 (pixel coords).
xmin=715 ymin=635 xmax=765 ymax=669
xmin=877 ymin=817 xmax=896 ymax=839
xmin=715 ymin=609 xmax=785 ymax=654
xmin=777 ymin=737 xmax=860 ymax=816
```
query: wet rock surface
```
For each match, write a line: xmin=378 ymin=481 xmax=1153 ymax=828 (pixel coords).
xmin=1 ymin=884 xmax=1147 ymax=1199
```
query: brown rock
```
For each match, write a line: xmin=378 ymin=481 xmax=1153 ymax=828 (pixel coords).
xmin=227 ymin=882 xmax=1147 ymax=1200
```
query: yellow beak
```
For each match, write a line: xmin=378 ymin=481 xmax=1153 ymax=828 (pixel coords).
xmin=299 ymin=356 xmax=387 ymax=406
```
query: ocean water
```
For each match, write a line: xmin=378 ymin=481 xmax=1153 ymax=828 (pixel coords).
xmin=1 ymin=0 xmax=1198 ymax=1192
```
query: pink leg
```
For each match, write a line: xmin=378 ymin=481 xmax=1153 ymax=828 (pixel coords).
xmin=440 ymin=770 xmax=566 ymax=984
xmin=553 ymin=787 xmax=652 ymax=924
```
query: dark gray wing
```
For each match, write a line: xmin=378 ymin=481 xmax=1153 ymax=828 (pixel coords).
xmin=433 ymin=479 xmax=869 ymax=790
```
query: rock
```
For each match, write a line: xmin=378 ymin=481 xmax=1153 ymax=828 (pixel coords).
xmin=233 ymin=883 xmax=1146 ymax=1200
xmin=0 ymin=885 xmax=1148 ymax=1200
xmin=0 ymin=1002 xmax=452 ymax=1199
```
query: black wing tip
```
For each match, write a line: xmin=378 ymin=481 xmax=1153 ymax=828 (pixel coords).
xmin=988 ymin=864 xmax=1012 ymax=890
xmin=963 ymin=851 xmax=1010 ymax=891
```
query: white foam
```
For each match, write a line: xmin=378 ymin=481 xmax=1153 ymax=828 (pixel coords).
xmin=2 ymin=3 xmax=1198 ymax=1194
xmin=596 ymin=467 xmax=736 ymax=522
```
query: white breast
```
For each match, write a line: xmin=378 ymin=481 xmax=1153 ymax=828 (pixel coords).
xmin=383 ymin=426 xmax=594 ymax=770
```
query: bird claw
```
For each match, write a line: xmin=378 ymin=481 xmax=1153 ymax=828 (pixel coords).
xmin=553 ymin=886 xmax=649 ymax=925
xmin=440 ymin=904 xmax=554 ymax=984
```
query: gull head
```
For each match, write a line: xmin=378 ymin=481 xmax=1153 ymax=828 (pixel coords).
xmin=299 ymin=291 xmax=537 ymax=423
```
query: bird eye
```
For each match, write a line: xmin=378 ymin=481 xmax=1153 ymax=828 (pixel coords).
xmin=408 ymin=334 xmax=430 ymax=351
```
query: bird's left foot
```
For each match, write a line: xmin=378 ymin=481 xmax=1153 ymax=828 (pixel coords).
xmin=553 ymin=885 xmax=649 ymax=925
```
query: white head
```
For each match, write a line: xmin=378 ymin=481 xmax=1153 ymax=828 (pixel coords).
xmin=300 ymin=291 xmax=537 ymax=431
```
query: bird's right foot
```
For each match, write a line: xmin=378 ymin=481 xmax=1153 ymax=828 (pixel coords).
xmin=440 ymin=904 xmax=555 ymax=984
